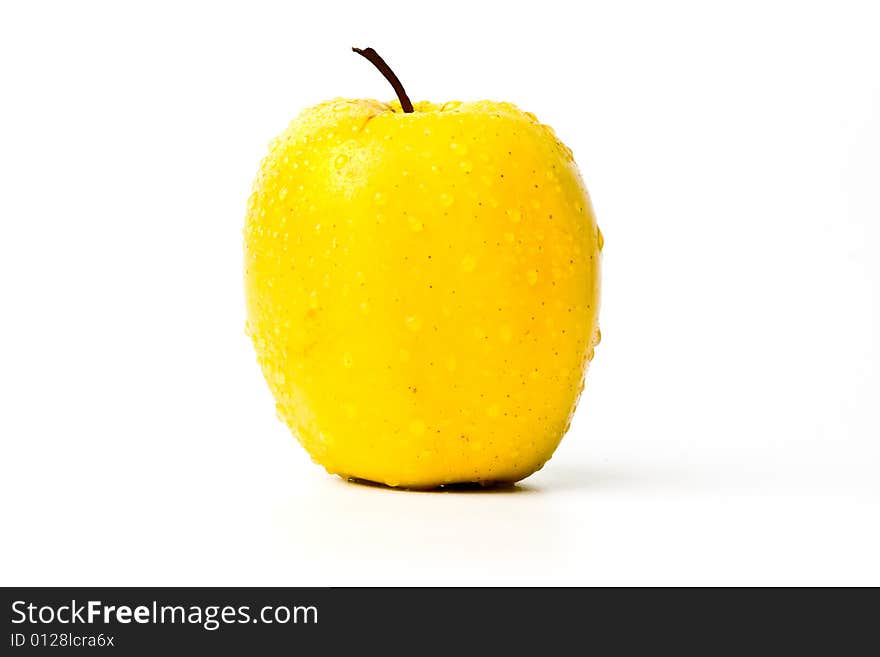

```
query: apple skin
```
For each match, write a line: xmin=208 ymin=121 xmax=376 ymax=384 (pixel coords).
xmin=245 ymin=98 xmax=601 ymax=488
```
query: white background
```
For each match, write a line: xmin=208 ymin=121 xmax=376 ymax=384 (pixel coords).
xmin=1 ymin=0 xmax=878 ymax=586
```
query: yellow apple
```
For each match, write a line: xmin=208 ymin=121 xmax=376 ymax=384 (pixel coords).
xmin=245 ymin=48 xmax=602 ymax=488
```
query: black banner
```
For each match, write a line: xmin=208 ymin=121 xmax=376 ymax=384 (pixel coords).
xmin=1 ymin=587 xmax=876 ymax=653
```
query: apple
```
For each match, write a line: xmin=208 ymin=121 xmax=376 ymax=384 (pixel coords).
xmin=245 ymin=48 xmax=602 ymax=488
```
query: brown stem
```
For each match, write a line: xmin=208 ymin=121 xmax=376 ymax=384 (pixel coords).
xmin=352 ymin=47 xmax=414 ymax=113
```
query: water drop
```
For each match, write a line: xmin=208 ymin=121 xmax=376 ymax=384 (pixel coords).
xmin=334 ymin=154 xmax=349 ymax=170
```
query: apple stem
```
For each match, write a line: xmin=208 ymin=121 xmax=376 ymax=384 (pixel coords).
xmin=352 ymin=47 xmax=414 ymax=113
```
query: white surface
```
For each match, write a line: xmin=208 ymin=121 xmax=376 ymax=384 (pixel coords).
xmin=1 ymin=0 xmax=878 ymax=586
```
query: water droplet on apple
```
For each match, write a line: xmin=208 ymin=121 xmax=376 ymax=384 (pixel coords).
xmin=334 ymin=154 xmax=349 ymax=170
